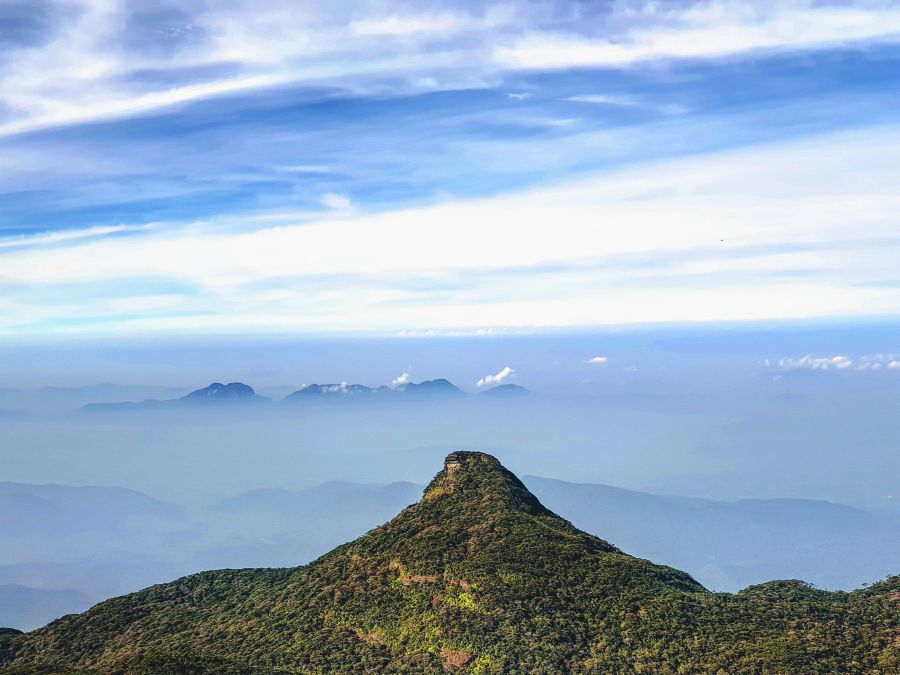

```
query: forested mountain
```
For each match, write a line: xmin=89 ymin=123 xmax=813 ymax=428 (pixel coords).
xmin=1 ymin=452 xmax=897 ymax=674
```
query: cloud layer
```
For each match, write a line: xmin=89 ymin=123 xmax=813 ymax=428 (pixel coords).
xmin=4 ymin=1 xmax=900 ymax=137
xmin=1 ymin=2 xmax=900 ymax=336
xmin=2 ymin=126 xmax=900 ymax=335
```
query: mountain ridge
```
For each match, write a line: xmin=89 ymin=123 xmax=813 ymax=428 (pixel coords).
xmin=81 ymin=379 xmax=524 ymax=412
xmin=1 ymin=452 xmax=897 ymax=673
xmin=182 ymin=382 xmax=266 ymax=403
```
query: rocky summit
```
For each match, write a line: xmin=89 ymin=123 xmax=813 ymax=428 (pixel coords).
xmin=1 ymin=452 xmax=897 ymax=674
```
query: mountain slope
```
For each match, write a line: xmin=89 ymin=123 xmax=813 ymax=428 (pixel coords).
xmin=1 ymin=452 xmax=898 ymax=674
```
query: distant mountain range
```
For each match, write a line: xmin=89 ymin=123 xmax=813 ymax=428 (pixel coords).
xmin=525 ymin=476 xmax=900 ymax=592
xmin=284 ymin=378 xmax=466 ymax=400
xmin=81 ymin=378 xmax=525 ymax=412
xmin=2 ymin=452 xmax=896 ymax=673
xmin=0 ymin=482 xmax=182 ymax=537
xmin=0 ymin=384 xmax=188 ymax=414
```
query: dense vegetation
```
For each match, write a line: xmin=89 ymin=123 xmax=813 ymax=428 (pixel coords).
xmin=1 ymin=452 xmax=897 ymax=673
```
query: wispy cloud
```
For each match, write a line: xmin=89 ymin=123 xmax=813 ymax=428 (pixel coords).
xmin=1 ymin=127 xmax=899 ymax=334
xmin=477 ymin=366 xmax=515 ymax=388
xmin=0 ymin=224 xmax=147 ymax=250
xmin=566 ymin=94 xmax=686 ymax=114
xmin=2 ymin=2 xmax=900 ymax=336
xmin=349 ymin=14 xmax=464 ymax=37
xmin=774 ymin=354 xmax=900 ymax=372
xmin=321 ymin=193 xmax=352 ymax=210
xmin=496 ymin=3 xmax=900 ymax=69
xmin=3 ymin=1 xmax=900 ymax=138
xmin=279 ymin=165 xmax=332 ymax=174
xmin=567 ymin=94 xmax=638 ymax=105
xmin=588 ymin=356 xmax=609 ymax=364
xmin=779 ymin=355 xmax=854 ymax=370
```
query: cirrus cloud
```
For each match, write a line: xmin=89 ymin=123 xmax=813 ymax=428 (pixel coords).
xmin=1 ymin=127 xmax=900 ymax=335
xmin=3 ymin=1 xmax=900 ymax=138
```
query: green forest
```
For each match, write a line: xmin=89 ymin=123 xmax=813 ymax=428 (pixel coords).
xmin=2 ymin=452 xmax=898 ymax=674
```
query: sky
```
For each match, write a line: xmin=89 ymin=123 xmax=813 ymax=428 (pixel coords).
xmin=5 ymin=3 xmax=900 ymax=626
xmin=1 ymin=0 xmax=900 ymax=338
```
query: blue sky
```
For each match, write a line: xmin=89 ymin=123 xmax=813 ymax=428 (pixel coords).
xmin=2 ymin=1 xmax=900 ymax=336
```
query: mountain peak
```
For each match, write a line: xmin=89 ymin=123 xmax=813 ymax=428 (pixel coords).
xmin=400 ymin=378 xmax=465 ymax=397
xmin=444 ymin=450 xmax=491 ymax=472
xmin=479 ymin=383 xmax=530 ymax=397
xmin=421 ymin=451 xmax=552 ymax=517
xmin=182 ymin=382 xmax=260 ymax=402
xmin=320 ymin=450 xmax=626 ymax=581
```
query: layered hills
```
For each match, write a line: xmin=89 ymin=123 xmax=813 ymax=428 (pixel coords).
xmin=1 ymin=452 xmax=897 ymax=674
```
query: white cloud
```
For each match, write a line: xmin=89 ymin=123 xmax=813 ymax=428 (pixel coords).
xmin=1 ymin=127 xmax=900 ymax=334
xmin=588 ymin=356 xmax=609 ymax=364
xmin=0 ymin=224 xmax=148 ymax=250
xmin=446 ymin=328 xmax=501 ymax=337
xmin=396 ymin=328 xmax=530 ymax=338
xmin=350 ymin=14 xmax=464 ymax=36
xmin=3 ymin=2 xmax=900 ymax=138
xmin=321 ymin=193 xmax=352 ymax=210
xmin=0 ymin=3 xmax=487 ymax=137
xmin=396 ymin=329 xmax=436 ymax=338
xmin=280 ymin=165 xmax=332 ymax=174
xmin=495 ymin=3 xmax=900 ymax=70
xmin=391 ymin=372 xmax=411 ymax=388
xmin=566 ymin=94 xmax=687 ymax=115
xmin=776 ymin=354 xmax=900 ymax=372
xmin=567 ymin=95 xmax=638 ymax=106
xmin=778 ymin=355 xmax=854 ymax=370
xmin=477 ymin=366 xmax=514 ymax=388
xmin=542 ymin=118 xmax=578 ymax=127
